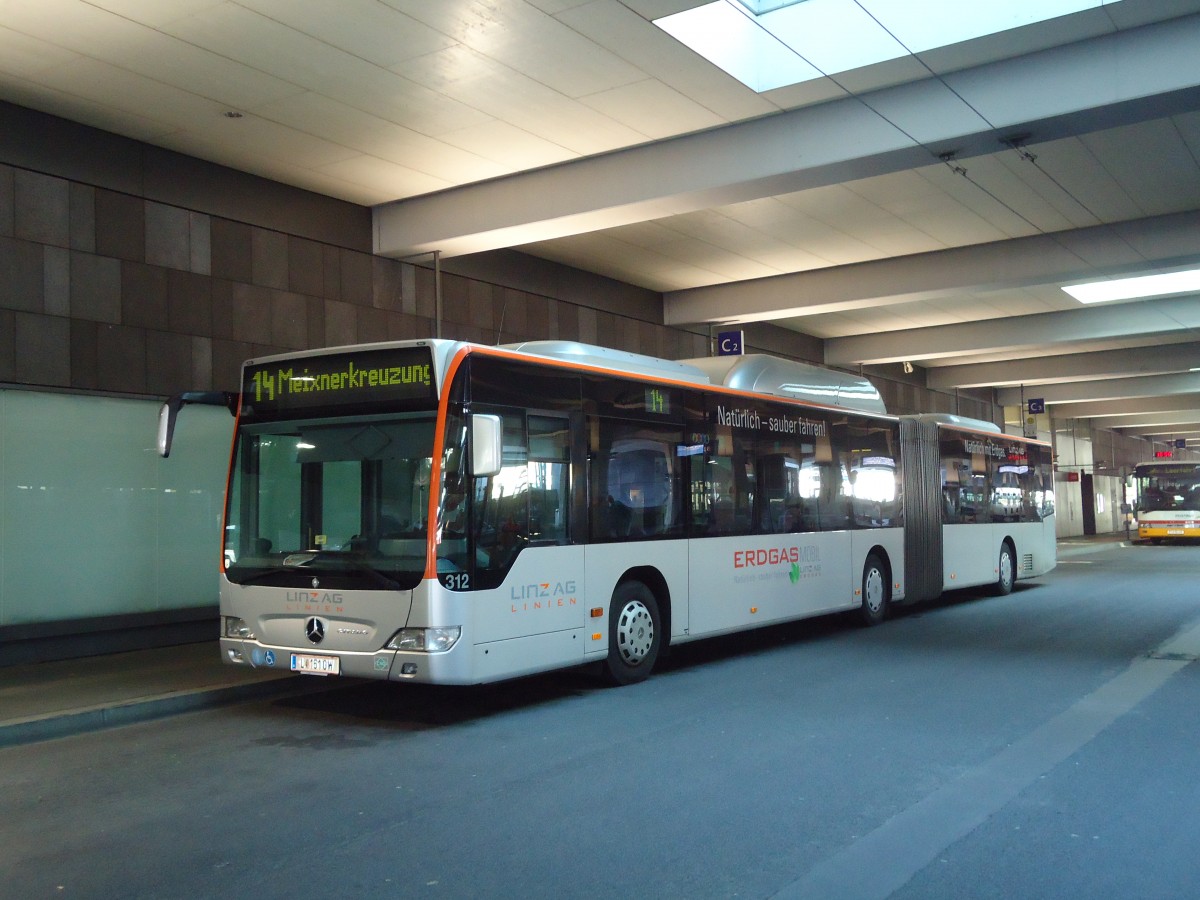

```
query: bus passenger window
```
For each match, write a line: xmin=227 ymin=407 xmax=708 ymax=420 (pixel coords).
xmin=698 ymin=424 xmax=754 ymax=536
xmin=591 ymin=419 xmax=682 ymax=541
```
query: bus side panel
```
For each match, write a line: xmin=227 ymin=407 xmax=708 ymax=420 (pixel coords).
xmin=468 ymin=545 xmax=588 ymax=642
xmin=1012 ymin=516 xmax=1056 ymax=579
xmin=582 ymin=540 xmax=689 ymax=661
xmin=941 ymin=524 xmax=999 ymax=590
xmin=470 ymin=628 xmax=588 ymax=683
xmin=686 ymin=531 xmax=866 ymax=639
xmin=941 ymin=519 xmax=1056 ymax=592
xmin=465 ymin=544 xmax=589 ymax=681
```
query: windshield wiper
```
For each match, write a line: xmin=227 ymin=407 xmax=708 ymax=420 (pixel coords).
xmin=229 ymin=551 xmax=403 ymax=590
xmin=309 ymin=550 xmax=404 ymax=590
xmin=231 ymin=565 xmax=306 ymax=586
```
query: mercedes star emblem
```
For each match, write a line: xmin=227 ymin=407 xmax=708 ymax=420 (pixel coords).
xmin=305 ymin=617 xmax=325 ymax=644
xmin=312 ymin=577 xmax=320 ymax=589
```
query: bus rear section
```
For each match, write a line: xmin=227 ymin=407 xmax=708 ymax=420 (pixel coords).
xmin=898 ymin=415 xmax=1055 ymax=606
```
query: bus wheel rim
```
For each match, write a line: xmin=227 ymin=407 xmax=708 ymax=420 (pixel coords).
xmin=617 ymin=601 xmax=654 ymax=665
xmin=1001 ymin=550 xmax=1014 ymax=589
xmin=864 ymin=567 xmax=884 ymax=614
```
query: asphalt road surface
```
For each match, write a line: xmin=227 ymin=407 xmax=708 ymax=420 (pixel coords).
xmin=4 ymin=541 xmax=1200 ymax=899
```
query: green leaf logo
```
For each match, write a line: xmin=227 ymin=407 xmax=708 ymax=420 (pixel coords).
xmin=789 ymin=562 xmax=801 ymax=583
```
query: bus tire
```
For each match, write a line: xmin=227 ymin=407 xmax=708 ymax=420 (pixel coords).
xmin=994 ymin=542 xmax=1015 ymax=596
xmin=860 ymin=553 xmax=889 ymax=626
xmin=603 ymin=580 xmax=661 ymax=685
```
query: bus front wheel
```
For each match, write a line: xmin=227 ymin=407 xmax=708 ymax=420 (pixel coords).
xmin=994 ymin=543 xmax=1015 ymax=596
xmin=860 ymin=554 xmax=889 ymax=626
xmin=603 ymin=580 xmax=661 ymax=685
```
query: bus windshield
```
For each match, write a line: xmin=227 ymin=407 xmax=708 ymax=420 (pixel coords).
xmin=224 ymin=415 xmax=437 ymax=590
xmin=1136 ymin=466 xmax=1200 ymax=513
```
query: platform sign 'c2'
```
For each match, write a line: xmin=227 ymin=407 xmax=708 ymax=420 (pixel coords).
xmin=717 ymin=330 xmax=744 ymax=356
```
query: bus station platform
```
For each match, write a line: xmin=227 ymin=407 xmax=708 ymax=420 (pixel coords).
xmin=0 ymin=533 xmax=1128 ymax=748
xmin=0 ymin=641 xmax=331 ymax=748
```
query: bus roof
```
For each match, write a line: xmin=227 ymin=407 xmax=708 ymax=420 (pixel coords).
xmin=499 ymin=340 xmax=711 ymax=386
xmin=500 ymin=340 xmax=886 ymax=414
xmin=245 ymin=338 xmax=891 ymax=416
xmin=680 ymin=354 xmax=886 ymax=414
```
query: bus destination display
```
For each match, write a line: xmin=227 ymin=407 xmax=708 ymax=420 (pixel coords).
xmin=242 ymin=346 xmax=435 ymax=418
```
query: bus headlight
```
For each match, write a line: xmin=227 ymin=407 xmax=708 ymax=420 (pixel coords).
xmin=224 ymin=617 xmax=256 ymax=640
xmin=387 ymin=626 xmax=461 ymax=653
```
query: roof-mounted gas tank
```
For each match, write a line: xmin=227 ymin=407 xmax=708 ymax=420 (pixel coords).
xmin=681 ymin=354 xmax=887 ymax=414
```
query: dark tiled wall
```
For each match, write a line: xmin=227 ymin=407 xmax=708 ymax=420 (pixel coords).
xmin=0 ymin=100 xmax=986 ymax=421
xmin=0 ymin=160 xmax=712 ymax=397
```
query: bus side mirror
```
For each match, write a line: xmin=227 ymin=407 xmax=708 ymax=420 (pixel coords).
xmin=157 ymin=391 xmax=238 ymax=457
xmin=470 ymin=414 xmax=503 ymax=477
xmin=157 ymin=397 xmax=183 ymax=458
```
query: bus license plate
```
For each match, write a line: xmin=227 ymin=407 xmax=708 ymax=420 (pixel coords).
xmin=1168 ymin=529 xmax=1185 ymax=535
xmin=290 ymin=653 xmax=340 ymax=676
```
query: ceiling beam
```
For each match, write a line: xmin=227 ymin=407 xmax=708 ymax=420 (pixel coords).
xmin=1046 ymin=393 xmax=1200 ymax=419
xmin=825 ymin=296 xmax=1200 ymax=365
xmin=375 ymin=16 xmax=1200 ymax=261
xmin=1085 ymin=410 xmax=1200 ymax=430
xmin=929 ymin=342 xmax=1200 ymax=389
xmin=667 ymin=210 xmax=1200 ymax=325
xmin=1118 ymin=425 xmax=1200 ymax=437
xmin=995 ymin=374 xmax=1200 ymax=407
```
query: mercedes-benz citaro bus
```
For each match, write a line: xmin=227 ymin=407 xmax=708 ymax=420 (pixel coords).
xmin=159 ymin=339 xmax=1056 ymax=686
xmin=1132 ymin=461 xmax=1200 ymax=542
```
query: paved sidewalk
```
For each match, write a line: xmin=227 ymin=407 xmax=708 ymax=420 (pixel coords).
xmin=0 ymin=533 xmax=1131 ymax=747
xmin=0 ymin=641 xmax=330 ymax=748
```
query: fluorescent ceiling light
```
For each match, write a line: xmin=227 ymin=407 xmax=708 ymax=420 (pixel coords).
xmin=1062 ymin=269 xmax=1200 ymax=304
xmin=655 ymin=0 xmax=1116 ymax=93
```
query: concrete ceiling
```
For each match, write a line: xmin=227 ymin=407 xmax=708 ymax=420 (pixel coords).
xmin=3 ymin=0 xmax=1200 ymax=449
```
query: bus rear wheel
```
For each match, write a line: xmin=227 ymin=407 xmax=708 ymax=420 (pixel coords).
xmin=994 ymin=542 xmax=1015 ymax=596
xmin=603 ymin=580 xmax=661 ymax=685
xmin=860 ymin=553 xmax=889 ymax=626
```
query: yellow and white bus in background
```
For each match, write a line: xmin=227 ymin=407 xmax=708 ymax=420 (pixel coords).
xmin=1132 ymin=461 xmax=1200 ymax=542
xmin=161 ymin=339 xmax=1056 ymax=686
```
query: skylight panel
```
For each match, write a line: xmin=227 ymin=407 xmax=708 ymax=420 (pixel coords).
xmin=760 ymin=0 xmax=908 ymax=75
xmin=655 ymin=1 xmax=822 ymax=93
xmin=654 ymin=0 xmax=1120 ymax=93
xmin=859 ymin=0 xmax=1103 ymax=54
xmin=733 ymin=0 xmax=806 ymax=12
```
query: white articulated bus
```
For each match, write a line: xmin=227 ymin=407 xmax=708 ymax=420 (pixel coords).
xmin=160 ymin=339 xmax=1056 ymax=685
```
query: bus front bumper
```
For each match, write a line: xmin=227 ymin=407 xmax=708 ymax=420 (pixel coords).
xmin=219 ymin=635 xmax=476 ymax=684
xmin=1138 ymin=522 xmax=1200 ymax=539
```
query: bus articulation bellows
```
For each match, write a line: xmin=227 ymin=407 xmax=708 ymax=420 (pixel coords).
xmin=160 ymin=339 xmax=1056 ymax=686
